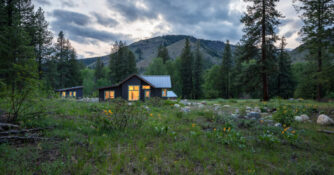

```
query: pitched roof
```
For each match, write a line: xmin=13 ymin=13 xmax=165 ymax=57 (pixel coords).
xmin=167 ymin=91 xmax=177 ymax=98
xmin=140 ymin=75 xmax=171 ymax=88
xmin=55 ymin=86 xmax=83 ymax=92
xmin=98 ymin=74 xmax=172 ymax=90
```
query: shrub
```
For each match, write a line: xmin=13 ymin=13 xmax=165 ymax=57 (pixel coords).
xmin=280 ymin=126 xmax=298 ymax=145
xmin=145 ymin=97 xmax=164 ymax=107
xmin=258 ymin=130 xmax=280 ymax=148
xmin=273 ymin=105 xmax=295 ymax=126
xmin=96 ymin=99 xmax=147 ymax=132
xmin=210 ymin=128 xmax=246 ymax=148
xmin=176 ymin=111 xmax=183 ymax=119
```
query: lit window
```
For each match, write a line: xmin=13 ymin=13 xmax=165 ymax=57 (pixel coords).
xmin=128 ymin=86 xmax=140 ymax=101
xmin=73 ymin=91 xmax=76 ymax=97
xmin=105 ymin=90 xmax=115 ymax=99
xmin=142 ymin=85 xmax=150 ymax=89
xmin=145 ymin=90 xmax=150 ymax=98
xmin=69 ymin=91 xmax=72 ymax=96
xmin=62 ymin=91 xmax=66 ymax=97
xmin=162 ymin=89 xmax=167 ymax=97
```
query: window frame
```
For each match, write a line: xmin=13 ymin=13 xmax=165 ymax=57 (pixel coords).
xmin=104 ymin=90 xmax=115 ymax=100
xmin=128 ymin=85 xmax=140 ymax=101
xmin=162 ymin=89 xmax=167 ymax=97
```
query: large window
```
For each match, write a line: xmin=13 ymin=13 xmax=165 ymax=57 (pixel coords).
xmin=145 ymin=90 xmax=150 ymax=98
xmin=162 ymin=89 xmax=167 ymax=97
xmin=62 ymin=91 xmax=66 ymax=97
xmin=69 ymin=91 xmax=72 ymax=97
xmin=73 ymin=91 xmax=76 ymax=97
xmin=128 ymin=85 xmax=140 ymax=101
xmin=142 ymin=85 xmax=150 ymax=90
xmin=105 ymin=90 xmax=115 ymax=100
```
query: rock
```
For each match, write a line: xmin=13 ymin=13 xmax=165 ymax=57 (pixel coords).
xmin=231 ymin=113 xmax=239 ymax=118
xmin=289 ymin=98 xmax=294 ymax=101
xmin=128 ymin=102 xmax=133 ymax=106
xmin=174 ymin=104 xmax=180 ymax=108
xmin=246 ymin=112 xmax=261 ymax=120
xmin=294 ymin=114 xmax=309 ymax=122
xmin=254 ymin=107 xmax=261 ymax=113
xmin=235 ymin=109 xmax=240 ymax=114
xmin=198 ymin=104 xmax=205 ymax=108
xmin=143 ymin=105 xmax=150 ymax=110
xmin=317 ymin=114 xmax=334 ymax=125
xmin=201 ymin=101 xmax=207 ymax=105
xmin=246 ymin=106 xmax=252 ymax=111
xmin=223 ymin=105 xmax=231 ymax=108
xmin=260 ymin=112 xmax=269 ymax=117
xmin=274 ymin=123 xmax=282 ymax=127
xmin=181 ymin=107 xmax=191 ymax=113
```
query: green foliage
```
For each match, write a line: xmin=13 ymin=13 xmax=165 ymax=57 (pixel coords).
xmin=258 ymin=131 xmax=280 ymax=148
xmin=203 ymin=65 xmax=221 ymax=98
xmin=272 ymin=105 xmax=295 ymax=126
xmin=145 ymin=97 xmax=164 ymax=107
xmin=209 ymin=128 xmax=246 ymax=148
xmin=157 ymin=44 xmax=170 ymax=64
xmin=219 ymin=40 xmax=233 ymax=98
xmin=180 ymin=38 xmax=193 ymax=98
xmin=145 ymin=57 xmax=168 ymax=75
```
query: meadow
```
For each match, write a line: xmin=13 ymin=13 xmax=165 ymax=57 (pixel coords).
xmin=0 ymin=98 xmax=334 ymax=175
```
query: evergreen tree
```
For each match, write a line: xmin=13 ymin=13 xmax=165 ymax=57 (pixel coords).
xmin=109 ymin=41 xmax=137 ymax=84
xmin=135 ymin=48 xmax=143 ymax=61
xmin=33 ymin=7 xmax=53 ymax=80
xmin=240 ymin=0 xmax=283 ymax=101
xmin=157 ymin=44 xmax=170 ymax=64
xmin=294 ymin=0 xmax=334 ymax=100
xmin=220 ymin=40 xmax=233 ymax=98
xmin=203 ymin=65 xmax=221 ymax=98
xmin=276 ymin=37 xmax=294 ymax=98
xmin=192 ymin=41 xmax=203 ymax=99
xmin=94 ymin=57 xmax=104 ymax=82
xmin=179 ymin=38 xmax=193 ymax=98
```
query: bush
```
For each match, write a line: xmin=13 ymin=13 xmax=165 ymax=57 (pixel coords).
xmin=145 ymin=97 xmax=164 ymax=107
xmin=96 ymin=99 xmax=147 ymax=132
xmin=273 ymin=105 xmax=295 ymax=126
xmin=258 ymin=130 xmax=280 ymax=148
xmin=209 ymin=128 xmax=246 ymax=148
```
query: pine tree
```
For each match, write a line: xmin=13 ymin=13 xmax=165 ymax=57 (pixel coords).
xmin=145 ymin=57 xmax=168 ymax=75
xmin=276 ymin=37 xmax=294 ymax=98
xmin=240 ymin=0 xmax=283 ymax=101
xmin=94 ymin=57 xmax=104 ymax=82
xmin=220 ymin=40 xmax=233 ymax=98
xmin=157 ymin=44 xmax=170 ymax=64
xmin=192 ymin=41 xmax=203 ymax=99
xmin=33 ymin=7 xmax=53 ymax=80
xmin=180 ymin=38 xmax=193 ymax=99
xmin=294 ymin=0 xmax=334 ymax=100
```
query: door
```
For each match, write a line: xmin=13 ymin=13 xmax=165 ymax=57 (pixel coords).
xmin=128 ymin=85 xmax=140 ymax=101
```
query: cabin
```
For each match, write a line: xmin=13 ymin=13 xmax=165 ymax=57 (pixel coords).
xmin=55 ymin=86 xmax=83 ymax=99
xmin=98 ymin=74 xmax=177 ymax=101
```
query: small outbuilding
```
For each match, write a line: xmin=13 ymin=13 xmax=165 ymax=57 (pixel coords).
xmin=98 ymin=74 xmax=177 ymax=101
xmin=55 ymin=86 xmax=83 ymax=99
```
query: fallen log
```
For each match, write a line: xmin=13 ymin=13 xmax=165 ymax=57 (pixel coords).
xmin=317 ymin=130 xmax=334 ymax=134
xmin=0 ymin=136 xmax=48 ymax=143
xmin=0 ymin=128 xmax=45 ymax=136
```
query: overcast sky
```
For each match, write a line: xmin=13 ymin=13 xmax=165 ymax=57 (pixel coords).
xmin=33 ymin=0 xmax=303 ymax=59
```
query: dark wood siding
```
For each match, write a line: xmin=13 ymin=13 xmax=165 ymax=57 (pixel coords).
xmin=57 ymin=87 xmax=83 ymax=99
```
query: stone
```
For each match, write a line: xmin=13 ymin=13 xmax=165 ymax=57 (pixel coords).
xmin=174 ymin=104 xmax=180 ymax=108
xmin=198 ymin=104 xmax=205 ymax=108
xmin=294 ymin=114 xmax=309 ymax=122
xmin=223 ymin=105 xmax=231 ymax=108
xmin=274 ymin=123 xmax=282 ymax=127
xmin=235 ymin=108 xmax=240 ymax=114
xmin=246 ymin=112 xmax=261 ymax=120
xmin=246 ymin=106 xmax=252 ymax=111
xmin=144 ymin=105 xmax=150 ymax=111
xmin=181 ymin=107 xmax=191 ymax=113
xmin=254 ymin=107 xmax=261 ymax=113
xmin=317 ymin=114 xmax=334 ymax=125
xmin=231 ymin=113 xmax=239 ymax=118
xmin=128 ymin=102 xmax=133 ymax=106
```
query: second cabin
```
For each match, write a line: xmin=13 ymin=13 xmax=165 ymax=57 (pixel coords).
xmin=98 ymin=74 xmax=177 ymax=101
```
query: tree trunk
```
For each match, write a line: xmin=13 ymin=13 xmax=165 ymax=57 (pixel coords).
xmin=262 ymin=0 xmax=269 ymax=101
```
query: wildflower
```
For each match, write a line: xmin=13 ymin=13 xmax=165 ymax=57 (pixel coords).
xmin=158 ymin=114 xmax=161 ymax=117
xmin=228 ymin=127 xmax=231 ymax=132
xmin=192 ymin=123 xmax=196 ymax=127
xmin=283 ymin=124 xmax=286 ymax=128
xmin=281 ymin=131 xmax=284 ymax=134
xmin=292 ymin=130 xmax=296 ymax=134
xmin=223 ymin=127 xmax=226 ymax=132
xmin=213 ymin=128 xmax=216 ymax=131
xmin=150 ymin=113 xmax=153 ymax=117
xmin=260 ymin=120 xmax=264 ymax=123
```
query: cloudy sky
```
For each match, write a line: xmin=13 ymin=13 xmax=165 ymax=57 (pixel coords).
xmin=33 ymin=0 xmax=303 ymax=59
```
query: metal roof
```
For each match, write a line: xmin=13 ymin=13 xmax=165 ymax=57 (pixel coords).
xmin=55 ymin=86 xmax=83 ymax=92
xmin=140 ymin=75 xmax=172 ymax=88
xmin=167 ymin=91 xmax=177 ymax=98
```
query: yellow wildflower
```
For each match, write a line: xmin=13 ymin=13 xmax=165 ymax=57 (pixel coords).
xmin=213 ymin=128 xmax=216 ymax=131
xmin=292 ymin=130 xmax=296 ymax=134
xmin=260 ymin=120 xmax=264 ymax=123
xmin=104 ymin=110 xmax=107 ymax=113
xmin=283 ymin=124 xmax=286 ymax=128
xmin=228 ymin=127 xmax=231 ymax=132
xmin=223 ymin=127 xmax=226 ymax=132
xmin=150 ymin=113 xmax=153 ymax=117
xmin=192 ymin=123 xmax=196 ymax=127
xmin=281 ymin=131 xmax=284 ymax=134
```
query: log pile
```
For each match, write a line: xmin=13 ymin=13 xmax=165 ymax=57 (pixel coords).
xmin=0 ymin=123 xmax=48 ymax=144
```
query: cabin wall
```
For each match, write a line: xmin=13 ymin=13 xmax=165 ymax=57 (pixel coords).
xmin=99 ymin=86 xmax=121 ymax=101
xmin=121 ymin=76 xmax=142 ymax=100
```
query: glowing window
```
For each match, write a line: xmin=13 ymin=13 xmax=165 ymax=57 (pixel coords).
xmin=128 ymin=86 xmax=140 ymax=101
xmin=73 ymin=91 xmax=76 ymax=97
xmin=162 ymin=89 xmax=167 ymax=97
xmin=62 ymin=91 xmax=66 ymax=97
xmin=145 ymin=90 xmax=150 ymax=98
xmin=105 ymin=90 xmax=115 ymax=99
xmin=142 ymin=85 xmax=150 ymax=89
xmin=69 ymin=91 xmax=72 ymax=96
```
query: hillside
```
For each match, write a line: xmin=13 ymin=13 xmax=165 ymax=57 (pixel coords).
xmin=81 ymin=35 xmax=232 ymax=71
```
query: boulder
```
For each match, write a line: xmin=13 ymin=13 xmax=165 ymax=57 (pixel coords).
xmin=294 ymin=114 xmax=310 ymax=122
xmin=235 ymin=108 xmax=240 ymax=114
xmin=246 ymin=106 xmax=252 ymax=111
xmin=174 ymin=104 xmax=180 ymax=108
xmin=317 ymin=114 xmax=334 ymax=125
xmin=254 ymin=107 xmax=261 ymax=113
xmin=223 ymin=105 xmax=231 ymax=108
xmin=181 ymin=106 xmax=191 ymax=113
xmin=246 ymin=112 xmax=261 ymax=120
xmin=274 ymin=123 xmax=282 ymax=127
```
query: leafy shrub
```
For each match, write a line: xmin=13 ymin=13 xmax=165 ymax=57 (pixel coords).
xmin=145 ymin=97 xmax=164 ymax=107
xmin=280 ymin=126 xmax=298 ymax=145
xmin=153 ymin=125 xmax=169 ymax=136
xmin=209 ymin=128 xmax=246 ymax=148
xmin=238 ymin=119 xmax=255 ymax=129
xmin=176 ymin=111 xmax=183 ymax=119
xmin=273 ymin=105 xmax=295 ymax=126
xmin=258 ymin=130 xmax=280 ymax=148
xmin=164 ymin=100 xmax=177 ymax=106
xmin=96 ymin=99 xmax=147 ymax=132
xmin=297 ymin=162 xmax=329 ymax=175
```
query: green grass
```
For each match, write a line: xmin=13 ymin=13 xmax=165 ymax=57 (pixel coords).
xmin=0 ymin=98 xmax=334 ymax=174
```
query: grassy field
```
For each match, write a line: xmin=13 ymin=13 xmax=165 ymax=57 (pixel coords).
xmin=0 ymin=98 xmax=334 ymax=174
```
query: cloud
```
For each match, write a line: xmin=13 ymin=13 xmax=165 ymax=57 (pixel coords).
xmin=51 ymin=9 xmax=129 ymax=44
xmin=34 ymin=0 xmax=51 ymax=6
xmin=61 ymin=0 xmax=77 ymax=8
xmin=91 ymin=12 xmax=119 ymax=27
